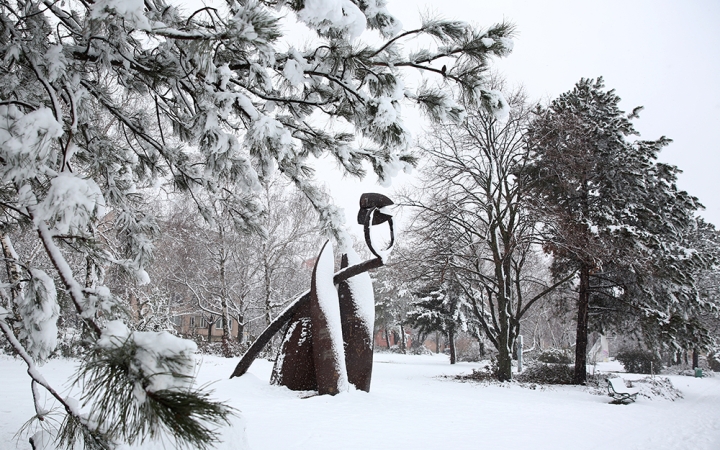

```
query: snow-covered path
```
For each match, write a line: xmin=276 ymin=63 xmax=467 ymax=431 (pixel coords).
xmin=2 ymin=353 xmax=719 ymax=450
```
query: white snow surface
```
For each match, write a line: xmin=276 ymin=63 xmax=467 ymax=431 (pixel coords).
xmin=91 ymin=0 xmax=151 ymax=31
xmin=283 ymin=49 xmax=309 ymax=87
xmin=360 ymin=0 xmax=402 ymax=36
xmin=2 ymin=355 xmax=720 ymax=449
xmin=297 ymin=0 xmax=367 ymax=40
xmin=372 ymin=96 xmax=398 ymax=128
xmin=343 ymin=247 xmax=374 ymax=341
xmin=35 ymin=172 xmax=105 ymax=235
xmin=484 ymin=89 xmax=510 ymax=119
xmin=2 ymin=354 xmax=720 ymax=449
xmin=314 ymin=242 xmax=349 ymax=392
xmin=481 ymin=37 xmax=495 ymax=47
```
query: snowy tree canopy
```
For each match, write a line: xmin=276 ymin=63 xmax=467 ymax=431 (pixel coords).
xmin=524 ymin=77 xmax=714 ymax=383
xmin=0 ymin=0 xmax=514 ymax=447
xmin=0 ymin=0 xmax=514 ymax=248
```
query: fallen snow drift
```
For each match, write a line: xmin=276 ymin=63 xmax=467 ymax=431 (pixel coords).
xmin=1 ymin=354 xmax=719 ymax=449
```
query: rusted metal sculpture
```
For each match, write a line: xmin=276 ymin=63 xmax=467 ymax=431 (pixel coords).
xmin=308 ymin=241 xmax=349 ymax=395
xmin=337 ymin=253 xmax=374 ymax=392
xmin=268 ymin=299 xmax=316 ymax=391
xmin=231 ymin=194 xmax=394 ymax=395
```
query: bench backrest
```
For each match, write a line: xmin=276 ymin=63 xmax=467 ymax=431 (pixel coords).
xmin=609 ymin=377 xmax=630 ymax=393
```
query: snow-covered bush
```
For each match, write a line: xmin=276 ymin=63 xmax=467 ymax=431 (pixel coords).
xmin=616 ymin=348 xmax=664 ymax=374
xmin=536 ymin=348 xmax=574 ymax=364
xmin=517 ymin=363 xmax=574 ymax=385
xmin=627 ymin=376 xmax=683 ymax=401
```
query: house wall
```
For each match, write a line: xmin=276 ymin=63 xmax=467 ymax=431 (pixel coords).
xmin=175 ymin=315 xmax=241 ymax=342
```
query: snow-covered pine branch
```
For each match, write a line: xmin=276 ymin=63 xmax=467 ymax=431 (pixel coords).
xmin=0 ymin=0 xmax=512 ymax=446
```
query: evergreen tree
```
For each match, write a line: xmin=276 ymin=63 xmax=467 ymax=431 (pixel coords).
xmin=406 ymin=282 xmax=467 ymax=364
xmin=524 ymin=77 xmax=710 ymax=384
xmin=373 ymin=264 xmax=414 ymax=352
xmin=0 ymin=0 xmax=513 ymax=446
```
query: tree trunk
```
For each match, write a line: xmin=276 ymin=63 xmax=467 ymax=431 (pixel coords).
xmin=496 ymin=294 xmax=513 ymax=381
xmin=448 ymin=328 xmax=456 ymax=364
xmin=573 ymin=264 xmax=591 ymax=384
xmin=492 ymin=227 xmax=514 ymax=382
xmin=207 ymin=316 xmax=214 ymax=343
xmin=236 ymin=315 xmax=244 ymax=343
xmin=384 ymin=327 xmax=391 ymax=349
xmin=693 ymin=349 xmax=699 ymax=369
xmin=435 ymin=331 xmax=440 ymax=353
xmin=219 ymin=235 xmax=231 ymax=357
xmin=399 ymin=323 xmax=406 ymax=353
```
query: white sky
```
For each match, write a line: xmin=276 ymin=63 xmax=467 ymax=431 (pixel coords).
xmin=317 ymin=0 xmax=720 ymax=236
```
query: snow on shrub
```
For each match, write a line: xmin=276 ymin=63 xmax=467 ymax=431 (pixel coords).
xmin=516 ymin=363 xmax=575 ymax=385
xmin=536 ymin=348 xmax=574 ymax=364
xmin=0 ymin=106 xmax=63 ymax=184
xmin=624 ymin=376 xmax=683 ymax=401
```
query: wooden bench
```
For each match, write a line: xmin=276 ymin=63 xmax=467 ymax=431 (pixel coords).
xmin=606 ymin=377 xmax=639 ymax=403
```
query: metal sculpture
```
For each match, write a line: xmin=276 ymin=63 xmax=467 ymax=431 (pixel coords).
xmin=231 ymin=193 xmax=395 ymax=395
xmin=357 ymin=193 xmax=395 ymax=259
xmin=337 ymin=253 xmax=374 ymax=392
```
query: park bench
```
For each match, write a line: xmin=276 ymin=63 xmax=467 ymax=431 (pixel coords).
xmin=606 ymin=377 xmax=639 ymax=403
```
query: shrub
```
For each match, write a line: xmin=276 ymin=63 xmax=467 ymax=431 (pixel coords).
xmin=616 ymin=348 xmax=663 ymax=374
xmin=456 ymin=357 xmax=500 ymax=382
xmin=517 ymin=363 xmax=574 ymax=385
xmin=408 ymin=344 xmax=433 ymax=356
xmin=708 ymin=350 xmax=720 ymax=372
xmin=192 ymin=336 xmax=247 ymax=358
xmin=536 ymin=348 xmax=574 ymax=364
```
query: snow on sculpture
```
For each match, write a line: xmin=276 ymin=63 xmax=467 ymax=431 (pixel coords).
xmin=232 ymin=193 xmax=395 ymax=394
xmin=310 ymin=241 xmax=350 ymax=395
xmin=337 ymin=248 xmax=375 ymax=392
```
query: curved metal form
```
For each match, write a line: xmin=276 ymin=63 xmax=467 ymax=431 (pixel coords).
xmin=357 ymin=193 xmax=395 ymax=259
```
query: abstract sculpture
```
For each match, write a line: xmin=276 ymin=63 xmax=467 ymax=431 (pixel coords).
xmin=230 ymin=193 xmax=395 ymax=394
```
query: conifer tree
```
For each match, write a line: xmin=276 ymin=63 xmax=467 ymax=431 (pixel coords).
xmin=0 ymin=0 xmax=513 ymax=446
xmin=406 ymin=283 xmax=466 ymax=364
xmin=524 ymin=78 xmax=711 ymax=384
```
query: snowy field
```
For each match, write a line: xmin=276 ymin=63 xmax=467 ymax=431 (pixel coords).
xmin=2 ymin=353 xmax=719 ymax=450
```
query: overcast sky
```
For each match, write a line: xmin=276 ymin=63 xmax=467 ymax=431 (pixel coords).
xmin=319 ymin=0 xmax=720 ymax=237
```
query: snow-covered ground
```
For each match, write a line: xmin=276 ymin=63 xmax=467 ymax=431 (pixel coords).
xmin=2 ymin=353 xmax=719 ymax=450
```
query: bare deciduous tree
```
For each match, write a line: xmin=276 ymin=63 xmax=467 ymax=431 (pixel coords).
xmin=402 ymin=83 xmax=570 ymax=380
